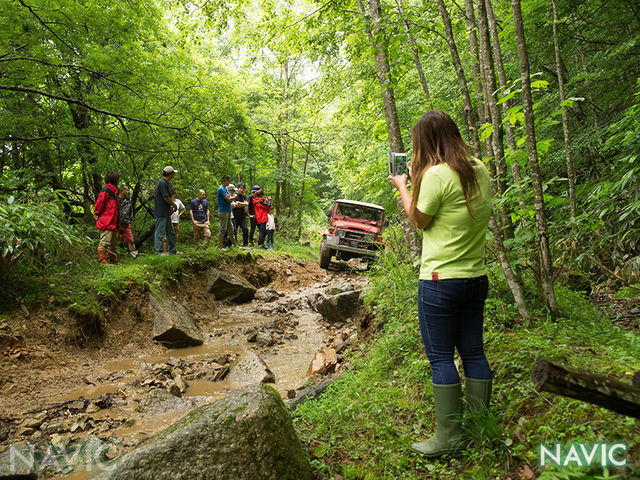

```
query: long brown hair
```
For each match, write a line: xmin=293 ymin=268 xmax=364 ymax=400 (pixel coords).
xmin=409 ymin=110 xmax=479 ymax=224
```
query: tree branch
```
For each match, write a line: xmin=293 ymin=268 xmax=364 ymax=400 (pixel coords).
xmin=0 ymin=85 xmax=187 ymax=130
xmin=16 ymin=0 xmax=79 ymax=56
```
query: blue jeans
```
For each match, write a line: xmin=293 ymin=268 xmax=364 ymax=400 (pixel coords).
xmin=154 ymin=216 xmax=176 ymax=254
xmin=417 ymin=276 xmax=492 ymax=385
xmin=257 ymin=222 xmax=267 ymax=246
xmin=233 ymin=217 xmax=248 ymax=246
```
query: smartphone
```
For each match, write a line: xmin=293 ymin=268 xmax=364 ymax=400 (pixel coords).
xmin=388 ymin=152 xmax=408 ymax=176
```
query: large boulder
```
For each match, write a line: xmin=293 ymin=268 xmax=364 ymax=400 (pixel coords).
xmin=325 ymin=281 xmax=355 ymax=295
xmin=227 ymin=350 xmax=276 ymax=384
xmin=97 ymin=384 xmax=312 ymax=480
xmin=314 ymin=290 xmax=364 ymax=323
xmin=206 ymin=268 xmax=256 ymax=303
xmin=150 ymin=294 xmax=204 ymax=348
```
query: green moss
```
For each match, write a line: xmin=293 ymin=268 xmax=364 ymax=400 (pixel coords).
xmin=219 ymin=414 xmax=236 ymax=428
xmin=67 ymin=293 xmax=102 ymax=323
xmin=233 ymin=403 xmax=248 ymax=413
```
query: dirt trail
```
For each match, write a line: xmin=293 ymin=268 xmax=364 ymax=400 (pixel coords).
xmin=0 ymin=254 xmax=368 ymax=478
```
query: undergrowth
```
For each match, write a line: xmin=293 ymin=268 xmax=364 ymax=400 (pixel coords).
xmin=293 ymin=250 xmax=640 ymax=479
xmin=0 ymin=240 xmax=315 ymax=331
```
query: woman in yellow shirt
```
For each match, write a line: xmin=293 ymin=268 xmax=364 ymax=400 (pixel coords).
xmin=390 ymin=110 xmax=492 ymax=458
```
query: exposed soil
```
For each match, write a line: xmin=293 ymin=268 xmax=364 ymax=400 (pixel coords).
xmin=0 ymin=253 xmax=369 ymax=478
xmin=592 ymin=293 xmax=640 ymax=333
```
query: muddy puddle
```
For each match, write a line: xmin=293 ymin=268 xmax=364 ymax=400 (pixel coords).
xmin=0 ymin=260 xmax=368 ymax=479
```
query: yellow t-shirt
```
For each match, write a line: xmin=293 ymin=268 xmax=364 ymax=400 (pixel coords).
xmin=416 ymin=160 xmax=491 ymax=280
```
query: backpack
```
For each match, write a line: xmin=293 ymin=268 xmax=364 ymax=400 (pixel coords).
xmin=101 ymin=186 xmax=118 ymax=202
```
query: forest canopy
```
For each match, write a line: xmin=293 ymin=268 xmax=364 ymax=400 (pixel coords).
xmin=1 ymin=0 xmax=639 ymax=307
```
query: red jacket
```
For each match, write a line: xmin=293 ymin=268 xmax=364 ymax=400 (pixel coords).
xmin=94 ymin=183 xmax=119 ymax=230
xmin=253 ymin=197 xmax=272 ymax=224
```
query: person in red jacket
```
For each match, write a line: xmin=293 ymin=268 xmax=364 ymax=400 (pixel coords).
xmin=94 ymin=171 xmax=120 ymax=265
xmin=252 ymin=188 xmax=272 ymax=249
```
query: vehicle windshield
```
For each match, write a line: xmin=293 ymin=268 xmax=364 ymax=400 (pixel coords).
xmin=335 ymin=204 xmax=383 ymax=223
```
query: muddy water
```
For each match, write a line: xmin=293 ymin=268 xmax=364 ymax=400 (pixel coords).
xmin=48 ymin=278 xmax=349 ymax=479
xmin=5 ymin=269 xmax=367 ymax=480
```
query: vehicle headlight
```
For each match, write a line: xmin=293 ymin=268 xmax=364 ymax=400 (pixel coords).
xmin=363 ymin=233 xmax=374 ymax=242
xmin=337 ymin=229 xmax=346 ymax=238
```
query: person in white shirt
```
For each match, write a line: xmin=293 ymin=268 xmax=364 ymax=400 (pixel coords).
xmin=171 ymin=190 xmax=186 ymax=240
xmin=164 ymin=190 xmax=186 ymax=253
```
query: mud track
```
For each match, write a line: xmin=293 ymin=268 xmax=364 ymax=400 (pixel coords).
xmin=0 ymin=254 xmax=369 ymax=479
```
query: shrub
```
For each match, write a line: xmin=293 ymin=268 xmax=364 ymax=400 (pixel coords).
xmin=0 ymin=194 xmax=83 ymax=280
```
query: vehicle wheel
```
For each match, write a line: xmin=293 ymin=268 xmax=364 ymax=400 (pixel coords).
xmin=319 ymin=241 xmax=332 ymax=269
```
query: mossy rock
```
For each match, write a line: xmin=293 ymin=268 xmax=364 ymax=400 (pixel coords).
xmin=96 ymin=384 xmax=312 ymax=480
xmin=559 ymin=270 xmax=592 ymax=295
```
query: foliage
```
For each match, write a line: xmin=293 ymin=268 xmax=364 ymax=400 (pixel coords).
xmin=294 ymin=255 xmax=640 ymax=479
xmin=0 ymin=193 xmax=84 ymax=280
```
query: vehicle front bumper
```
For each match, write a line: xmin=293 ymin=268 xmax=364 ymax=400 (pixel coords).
xmin=325 ymin=236 xmax=380 ymax=257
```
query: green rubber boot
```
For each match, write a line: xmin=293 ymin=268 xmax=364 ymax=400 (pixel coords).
xmin=465 ymin=378 xmax=492 ymax=411
xmin=411 ymin=383 xmax=464 ymax=458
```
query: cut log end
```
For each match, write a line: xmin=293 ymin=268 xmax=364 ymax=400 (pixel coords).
xmin=532 ymin=359 xmax=551 ymax=389
xmin=531 ymin=359 xmax=640 ymax=419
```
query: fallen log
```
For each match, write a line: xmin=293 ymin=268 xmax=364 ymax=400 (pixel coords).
xmin=532 ymin=359 xmax=640 ymax=419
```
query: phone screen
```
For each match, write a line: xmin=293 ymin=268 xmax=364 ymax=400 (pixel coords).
xmin=395 ymin=153 xmax=407 ymax=175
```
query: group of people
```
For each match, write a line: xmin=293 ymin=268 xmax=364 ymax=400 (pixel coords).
xmin=217 ymin=177 xmax=276 ymax=250
xmin=93 ymin=167 xmax=276 ymax=264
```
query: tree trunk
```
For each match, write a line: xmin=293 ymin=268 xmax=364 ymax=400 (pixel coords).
xmin=436 ymin=0 xmax=481 ymax=158
xmin=551 ymin=0 xmax=577 ymax=218
xmin=533 ymin=359 xmax=640 ymax=419
xmin=510 ymin=0 xmax=559 ymax=314
xmin=297 ymin=136 xmax=312 ymax=240
xmin=357 ymin=0 xmax=422 ymax=265
xmin=475 ymin=0 xmax=515 ymax=241
xmin=394 ymin=0 xmax=431 ymax=105
xmin=463 ymin=0 xmax=485 ymax=127
xmin=484 ymin=0 xmax=524 ymax=187
xmin=488 ymin=216 xmax=530 ymax=322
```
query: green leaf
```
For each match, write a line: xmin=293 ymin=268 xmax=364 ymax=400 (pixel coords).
xmin=480 ymin=123 xmax=493 ymax=142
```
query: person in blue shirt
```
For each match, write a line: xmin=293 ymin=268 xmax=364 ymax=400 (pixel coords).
xmin=217 ymin=175 xmax=238 ymax=249
xmin=190 ymin=189 xmax=211 ymax=249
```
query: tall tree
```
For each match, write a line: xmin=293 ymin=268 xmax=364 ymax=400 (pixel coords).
xmin=510 ymin=0 xmax=559 ymax=314
xmin=357 ymin=0 xmax=422 ymax=264
xmin=484 ymin=0 xmax=524 ymax=188
xmin=394 ymin=0 xmax=431 ymax=105
xmin=475 ymin=0 xmax=515 ymax=240
xmin=473 ymin=0 xmax=529 ymax=320
xmin=551 ymin=0 xmax=577 ymax=218
xmin=436 ymin=0 xmax=481 ymax=158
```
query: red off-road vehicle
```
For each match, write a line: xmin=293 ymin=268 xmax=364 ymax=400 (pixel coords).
xmin=319 ymin=199 xmax=386 ymax=269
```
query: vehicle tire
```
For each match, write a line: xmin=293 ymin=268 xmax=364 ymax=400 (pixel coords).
xmin=319 ymin=241 xmax=332 ymax=269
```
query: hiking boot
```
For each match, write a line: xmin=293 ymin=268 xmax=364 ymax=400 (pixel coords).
xmin=98 ymin=247 xmax=110 ymax=266
xmin=411 ymin=383 xmax=464 ymax=458
xmin=107 ymin=251 xmax=119 ymax=265
xmin=465 ymin=378 xmax=492 ymax=411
